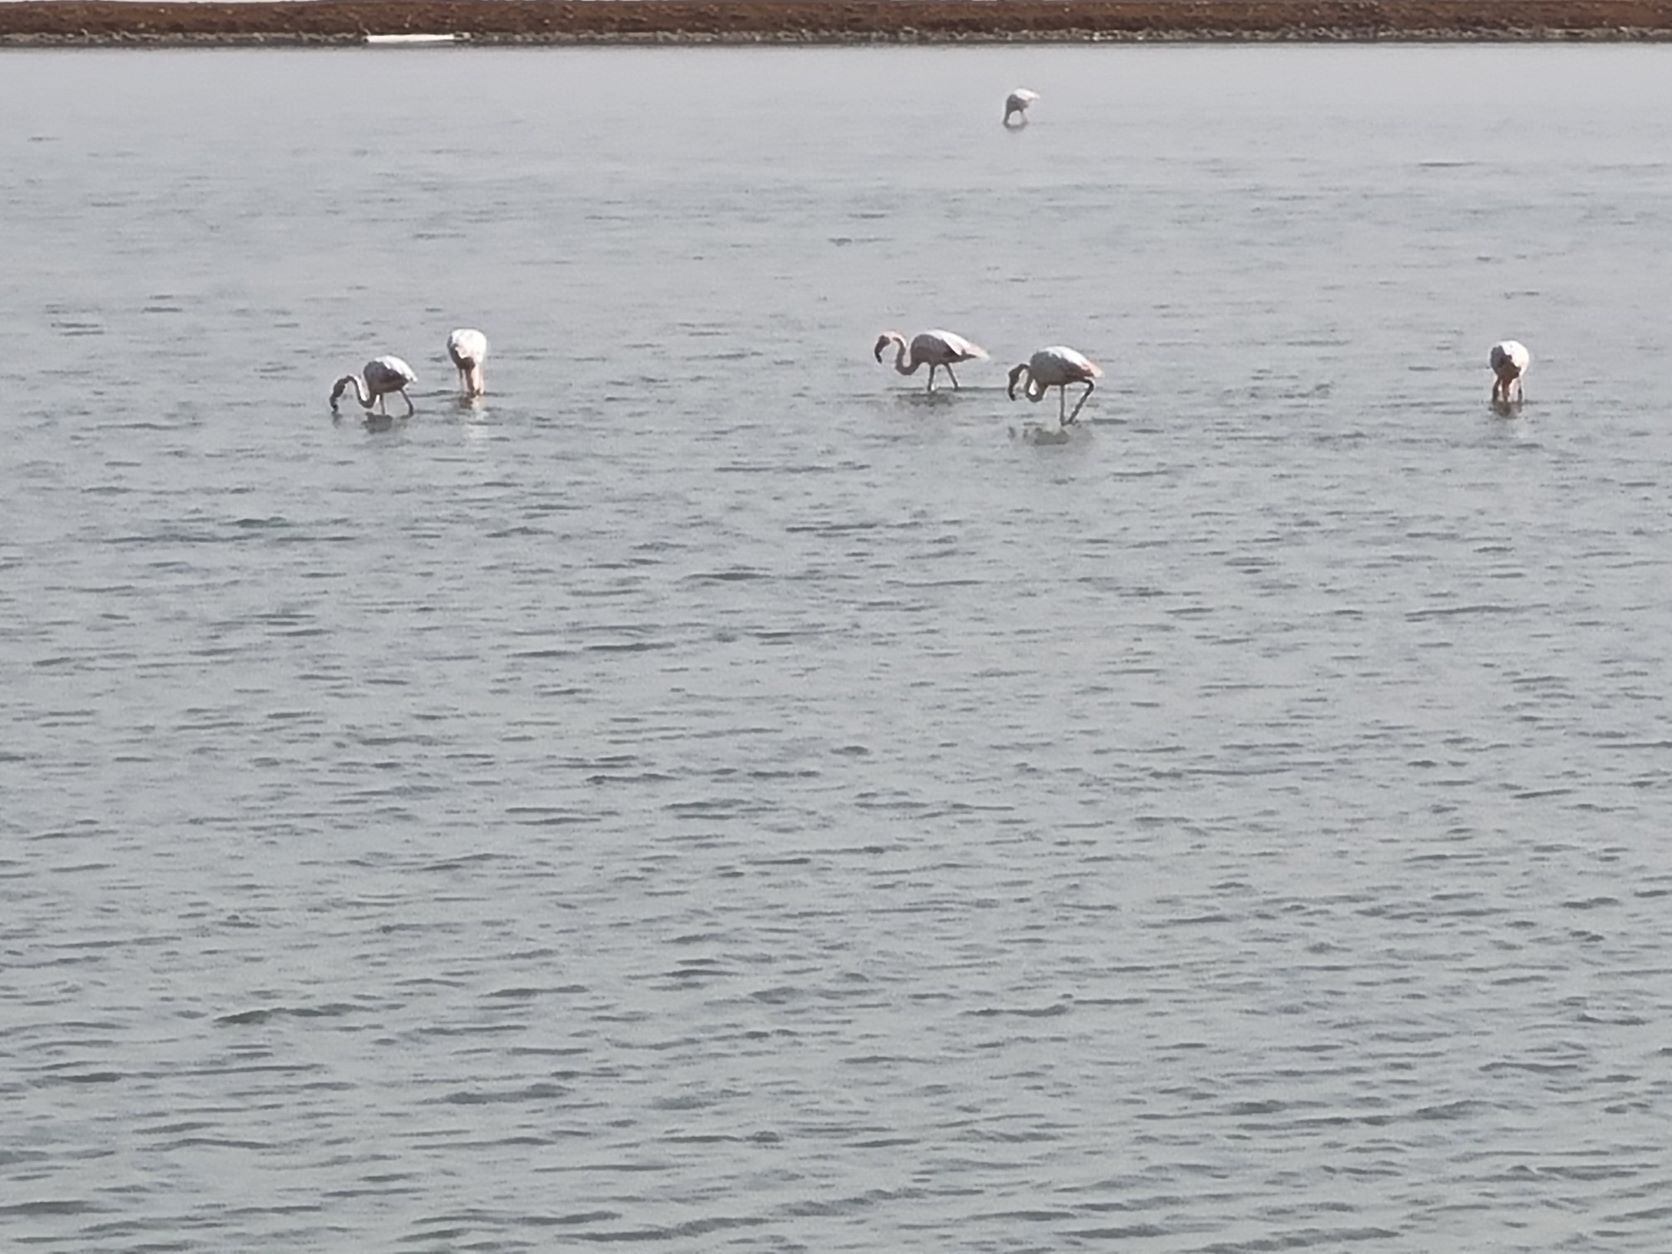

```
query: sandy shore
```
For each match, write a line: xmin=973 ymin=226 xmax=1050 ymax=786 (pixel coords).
xmin=4 ymin=0 xmax=1672 ymax=45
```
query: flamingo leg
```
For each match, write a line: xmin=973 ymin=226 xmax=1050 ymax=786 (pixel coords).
xmin=377 ymin=393 xmax=388 ymax=415
xmin=1058 ymin=386 xmax=1067 ymax=425
xmin=1067 ymin=381 xmax=1095 ymax=424
xmin=925 ymin=364 xmax=938 ymax=394
xmin=401 ymin=389 xmax=415 ymax=417
xmin=945 ymin=364 xmax=960 ymax=390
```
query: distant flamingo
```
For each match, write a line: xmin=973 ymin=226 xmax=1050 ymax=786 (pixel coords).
xmin=1004 ymin=88 xmax=1039 ymax=126
xmin=447 ymin=328 xmax=488 ymax=398
xmin=1008 ymin=346 xmax=1103 ymax=425
xmin=1489 ymin=340 xmax=1531 ymax=404
xmin=330 ymin=356 xmax=417 ymax=416
xmin=873 ymin=329 xmax=989 ymax=393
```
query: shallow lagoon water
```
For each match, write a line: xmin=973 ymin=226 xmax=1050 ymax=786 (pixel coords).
xmin=3 ymin=44 xmax=1672 ymax=1253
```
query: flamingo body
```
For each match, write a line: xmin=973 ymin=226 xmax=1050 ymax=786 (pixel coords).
xmin=1004 ymin=88 xmax=1040 ymax=126
xmin=873 ymin=328 xmax=989 ymax=393
xmin=1007 ymin=345 xmax=1103 ymax=425
xmin=1489 ymin=340 xmax=1530 ymax=404
xmin=331 ymin=355 xmax=417 ymax=416
xmin=447 ymin=328 xmax=489 ymax=397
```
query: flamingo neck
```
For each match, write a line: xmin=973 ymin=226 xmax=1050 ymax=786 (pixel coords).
xmin=331 ymin=374 xmax=375 ymax=410
xmin=891 ymin=337 xmax=917 ymax=376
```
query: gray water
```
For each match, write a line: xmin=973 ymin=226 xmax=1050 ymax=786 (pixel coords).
xmin=4 ymin=43 xmax=1672 ymax=1253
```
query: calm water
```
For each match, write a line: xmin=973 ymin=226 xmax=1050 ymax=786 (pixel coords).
xmin=4 ymin=43 xmax=1672 ymax=1253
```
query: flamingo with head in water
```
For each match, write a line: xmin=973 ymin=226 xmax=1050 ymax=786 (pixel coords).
xmin=1489 ymin=340 xmax=1530 ymax=404
xmin=447 ymin=328 xmax=488 ymax=398
xmin=1008 ymin=346 xmax=1103 ymax=425
xmin=330 ymin=356 xmax=417 ymax=416
xmin=1004 ymin=88 xmax=1039 ymax=126
xmin=873 ymin=329 xmax=988 ymax=393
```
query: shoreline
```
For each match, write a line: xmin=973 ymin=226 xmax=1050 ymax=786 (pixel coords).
xmin=6 ymin=1 xmax=1672 ymax=46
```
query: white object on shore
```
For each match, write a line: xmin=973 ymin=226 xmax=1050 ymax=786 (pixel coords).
xmin=365 ymin=33 xmax=457 ymax=46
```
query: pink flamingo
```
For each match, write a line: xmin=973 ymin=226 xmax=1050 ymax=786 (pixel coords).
xmin=1489 ymin=340 xmax=1530 ymax=404
xmin=1008 ymin=346 xmax=1103 ymax=425
xmin=873 ymin=329 xmax=989 ymax=393
xmin=330 ymin=356 xmax=417 ymax=416
xmin=447 ymin=328 xmax=488 ymax=398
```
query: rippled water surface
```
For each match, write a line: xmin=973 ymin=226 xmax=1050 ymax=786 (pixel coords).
xmin=4 ymin=43 xmax=1672 ymax=1253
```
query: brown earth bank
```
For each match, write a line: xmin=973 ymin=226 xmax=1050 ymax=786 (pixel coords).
xmin=5 ymin=0 xmax=1672 ymax=44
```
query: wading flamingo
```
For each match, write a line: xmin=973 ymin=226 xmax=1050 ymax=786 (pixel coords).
xmin=873 ymin=329 xmax=989 ymax=393
xmin=330 ymin=356 xmax=417 ymax=416
xmin=1489 ymin=340 xmax=1530 ymax=404
xmin=1008 ymin=346 xmax=1103 ymax=425
xmin=1004 ymin=88 xmax=1039 ymax=126
xmin=447 ymin=328 xmax=488 ymax=398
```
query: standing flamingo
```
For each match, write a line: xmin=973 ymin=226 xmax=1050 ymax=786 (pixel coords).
xmin=1004 ymin=88 xmax=1040 ymax=126
xmin=1489 ymin=340 xmax=1531 ymax=404
xmin=1008 ymin=346 xmax=1103 ymax=425
xmin=447 ymin=328 xmax=488 ymax=398
xmin=873 ymin=329 xmax=989 ymax=393
xmin=330 ymin=356 xmax=417 ymax=416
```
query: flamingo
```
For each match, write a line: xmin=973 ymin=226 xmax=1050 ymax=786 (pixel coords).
xmin=1004 ymin=88 xmax=1039 ymax=127
xmin=447 ymin=328 xmax=488 ymax=398
xmin=1489 ymin=340 xmax=1531 ymax=404
xmin=873 ymin=329 xmax=989 ymax=393
xmin=1008 ymin=346 xmax=1103 ymax=425
xmin=330 ymin=356 xmax=417 ymax=416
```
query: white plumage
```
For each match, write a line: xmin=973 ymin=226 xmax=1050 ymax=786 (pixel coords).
xmin=873 ymin=328 xmax=989 ymax=393
xmin=447 ymin=328 xmax=489 ymax=398
xmin=1489 ymin=340 xmax=1531 ymax=404
xmin=1004 ymin=88 xmax=1040 ymax=126
xmin=330 ymin=355 xmax=417 ymax=416
xmin=1008 ymin=345 xmax=1103 ymax=425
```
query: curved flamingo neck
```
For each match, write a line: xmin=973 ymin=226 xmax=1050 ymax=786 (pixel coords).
xmin=888 ymin=336 xmax=917 ymax=376
xmin=332 ymin=374 xmax=374 ymax=409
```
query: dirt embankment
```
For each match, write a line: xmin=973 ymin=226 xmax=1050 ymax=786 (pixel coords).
xmin=5 ymin=0 xmax=1672 ymax=45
